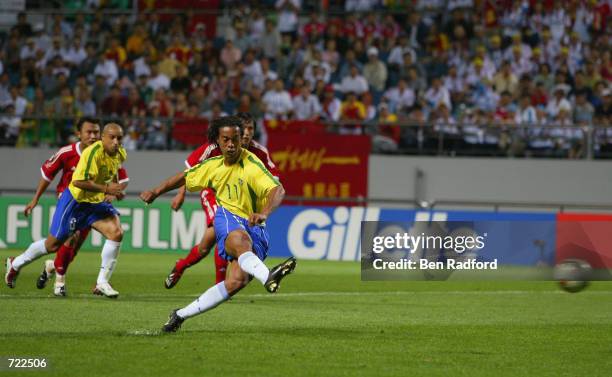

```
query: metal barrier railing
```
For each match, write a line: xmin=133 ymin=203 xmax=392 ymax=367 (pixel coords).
xmin=4 ymin=115 xmax=612 ymax=160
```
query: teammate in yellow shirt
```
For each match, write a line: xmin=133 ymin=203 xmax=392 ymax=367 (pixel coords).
xmin=7 ymin=123 xmax=127 ymax=298
xmin=67 ymin=123 xmax=127 ymax=298
xmin=140 ymin=115 xmax=296 ymax=332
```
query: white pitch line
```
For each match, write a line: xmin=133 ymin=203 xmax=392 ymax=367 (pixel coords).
xmin=125 ymin=329 xmax=160 ymax=336
xmin=242 ymin=290 xmax=612 ymax=298
xmin=1 ymin=290 xmax=611 ymax=299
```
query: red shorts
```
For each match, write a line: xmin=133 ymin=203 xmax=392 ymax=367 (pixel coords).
xmin=200 ymin=188 xmax=218 ymax=227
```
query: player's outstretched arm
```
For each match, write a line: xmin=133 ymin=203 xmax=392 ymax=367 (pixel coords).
xmin=248 ymin=185 xmax=285 ymax=226
xmin=104 ymin=179 xmax=129 ymax=203
xmin=171 ymin=185 xmax=187 ymax=211
xmin=25 ymin=178 xmax=52 ymax=217
xmin=140 ymin=172 xmax=186 ymax=204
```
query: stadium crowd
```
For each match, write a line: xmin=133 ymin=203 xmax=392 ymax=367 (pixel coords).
xmin=0 ymin=1 xmax=611 ymax=157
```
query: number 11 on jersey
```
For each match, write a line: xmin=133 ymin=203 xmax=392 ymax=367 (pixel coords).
xmin=226 ymin=183 xmax=240 ymax=199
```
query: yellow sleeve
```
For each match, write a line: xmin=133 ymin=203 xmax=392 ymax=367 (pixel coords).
xmin=357 ymin=103 xmax=366 ymax=119
xmin=184 ymin=157 xmax=220 ymax=192
xmin=73 ymin=143 xmax=101 ymax=181
xmin=119 ymin=147 xmax=127 ymax=163
xmin=247 ymin=155 xmax=279 ymax=200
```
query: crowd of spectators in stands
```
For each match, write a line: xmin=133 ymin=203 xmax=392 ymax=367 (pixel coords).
xmin=0 ymin=0 xmax=611 ymax=157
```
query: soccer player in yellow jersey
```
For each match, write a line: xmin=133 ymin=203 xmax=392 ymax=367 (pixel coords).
xmin=6 ymin=123 xmax=127 ymax=298
xmin=69 ymin=123 xmax=127 ymax=298
xmin=140 ymin=116 xmax=297 ymax=332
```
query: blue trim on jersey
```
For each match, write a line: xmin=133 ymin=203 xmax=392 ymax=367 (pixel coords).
xmin=49 ymin=189 xmax=119 ymax=241
xmin=214 ymin=206 xmax=269 ymax=261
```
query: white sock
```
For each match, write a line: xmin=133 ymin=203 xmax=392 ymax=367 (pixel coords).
xmin=237 ymin=251 xmax=269 ymax=285
xmin=12 ymin=239 xmax=48 ymax=271
xmin=55 ymin=274 xmax=65 ymax=287
xmin=44 ymin=260 xmax=55 ymax=275
xmin=177 ymin=282 xmax=229 ymax=319
xmin=96 ymin=240 xmax=121 ymax=285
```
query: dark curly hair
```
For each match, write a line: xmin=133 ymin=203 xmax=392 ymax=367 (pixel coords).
xmin=207 ymin=115 xmax=242 ymax=144
xmin=236 ymin=112 xmax=256 ymax=131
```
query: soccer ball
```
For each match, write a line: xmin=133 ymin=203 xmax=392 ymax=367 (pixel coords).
xmin=554 ymin=259 xmax=592 ymax=293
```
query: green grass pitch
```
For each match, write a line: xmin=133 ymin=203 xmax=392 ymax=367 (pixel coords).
xmin=1 ymin=249 xmax=611 ymax=377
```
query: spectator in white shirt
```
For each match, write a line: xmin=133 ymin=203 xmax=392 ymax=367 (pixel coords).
xmin=383 ymin=79 xmax=415 ymax=113
xmin=363 ymin=47 xmax=388 ymax=92
xmin=249 ymin=9 xmax=266 ymax=43
xmin=44 ymin=37 xmax=63 ymax=66
xmin=465 ymin=58 xmax=493 ymax=86
xmin=32 ymin=23 xmax=51 ymax=53
xmin=433 ymin=102 xmax=458 ymax=135
xmin=473 ymin=46 xmax=496 ymax=78
xmin=515 ymin=95 xmax=538 ymax=125
xmin=49 ymin=56 xmax=70 ymax=79
xmin=305 ymin=62 xmax=331 ymax=89
xmin=263 ymin=79 xmax=294 ymax=120
xmin=133 ymin=56 xmax=151 ymax=78
xmin=304 ymin=56 xmax=332 ymax=88
xmin=243 ymin=51 xmax=263 ymax=82
xmin=275 ymin=0 xmax=301 ymax=34
xmin=292 ymin=86 xmax=322 ymax=120
xmin=443 ymin=65 xmax=466 ymax=97
xmin=509 ymin=46 xmax=534 ymax=77
xmin=338 ymin=65 xmax=369 ymax=95
xmin=8 ymin=87 xmax=27 ymax=116
xmin=93 ymin=57 xmax=119 ymax=86
xmin=260 ymin=19 xmax=281 ymax=60
xmin=20 ymin=38 xmax=38 ymax=61
xmin=61 ymin=37 xmax=87 ymax=68
xmin=252 ymin=58 xmax=278 ymax=90
xmin=503 ymin=33 xmax=532 ymax=62
xmin=147 ymin=65 xmax=170 ymax=91
xmin=0 ymin=104 xmax=21 ymax=145
xmin=387 ymin=36 xmax=417 ymax=68
xmin=321 ymin=85 xmax=341 ymax=122
xmin=424 ymin=77 xmax=452 ymax=111
xmin=546 ymin=85 xmax=572 ymax=120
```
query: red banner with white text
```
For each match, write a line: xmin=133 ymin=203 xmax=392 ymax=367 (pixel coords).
xmin=267 ymin=133 xmax=370 ymax=206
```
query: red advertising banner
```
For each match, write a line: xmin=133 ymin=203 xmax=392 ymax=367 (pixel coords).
xmin=267 ymin=133 xmax=370 ymax=205
xmin=172 ymin=118 xmax=208 ymax=146
xmin=556 ymin=213 xmax=612 ymax=269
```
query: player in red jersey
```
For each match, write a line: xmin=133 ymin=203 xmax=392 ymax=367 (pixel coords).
xmin=4 ymin=118 xmax=129 ymax=296
xmin=164 ymin=112 xmax=280 ymax=288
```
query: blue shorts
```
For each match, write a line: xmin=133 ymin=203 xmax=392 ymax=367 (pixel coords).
xmin=49 ymin=189 xmax=119 ymax=242
xmin=214 ymin=206 xmax=269 ymax=261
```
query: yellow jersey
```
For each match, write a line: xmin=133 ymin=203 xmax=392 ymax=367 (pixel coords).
xmin=184 ymin=149 xmax=279 ymax=219
xmin=68 ymin=141 xmax=127 ymax=203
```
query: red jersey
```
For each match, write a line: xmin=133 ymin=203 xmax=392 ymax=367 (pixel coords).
xmin=41 ymin=142 xmax=129 ymax=197
xmin=184 ymin=141 xmax=281 ymax=179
